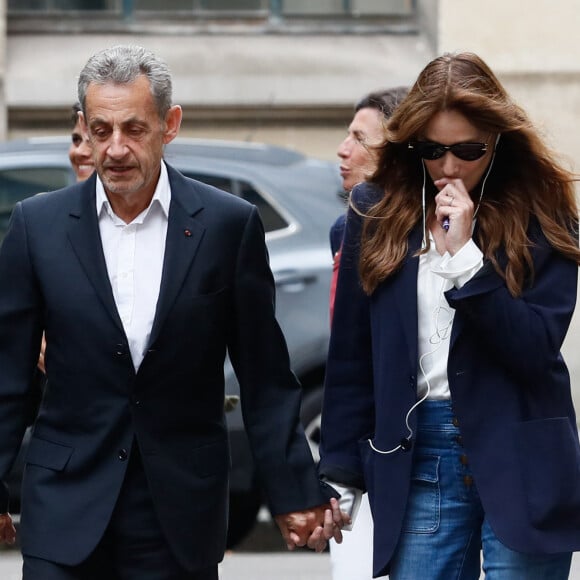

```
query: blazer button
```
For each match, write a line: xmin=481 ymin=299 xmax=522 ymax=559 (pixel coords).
xmin=452 ymin=417 xmax=460 ymax=427
xmin=459 ymin=454 xmax=469 ymax=466
xmin=118 ymin=448 xmax=128 ymax=461
xmin=463 ymin=475 xmax=474 ymax=487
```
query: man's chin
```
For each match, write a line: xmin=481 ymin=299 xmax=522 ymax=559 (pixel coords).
xmin=102 ymin=178 xmax=141 ymax=197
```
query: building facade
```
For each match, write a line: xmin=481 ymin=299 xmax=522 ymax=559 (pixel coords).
xmin=0 ymin=1 xmax=578 ymax=165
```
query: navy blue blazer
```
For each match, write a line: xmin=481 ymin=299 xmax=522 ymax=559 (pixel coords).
xmin=330 ymin=213 xmax=347 ymax=256
xmin=0 ymin=165 xmax=332 ymax=571
xmin=320 ymin=182 xmax=580 ymax=577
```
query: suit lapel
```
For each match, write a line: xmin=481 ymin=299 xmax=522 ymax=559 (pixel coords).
xmin=148 ymin=169 xmax=205 ymax=347
xmin=395 ymin=225 xmax=423 ymax=371
xmin=66 ymin=176 xmax=125 ymax=334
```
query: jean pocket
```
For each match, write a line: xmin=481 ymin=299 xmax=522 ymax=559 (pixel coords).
xmin=401 ymin=453 xmax=441 ymax=533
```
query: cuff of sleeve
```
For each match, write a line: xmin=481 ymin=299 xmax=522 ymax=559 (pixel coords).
xmin=323 ymin=480 xmax=363 ymax=531
xmin=0 ymin=482 xmax=9 ymax=514
xmin=432 ymin=240 xmax=484 ymax=288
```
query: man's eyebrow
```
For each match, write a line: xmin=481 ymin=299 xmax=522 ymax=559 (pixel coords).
xmin=89 ymin=116 xmax=146 ymax=126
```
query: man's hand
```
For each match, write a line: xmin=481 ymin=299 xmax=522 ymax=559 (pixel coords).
xmin=37 ymin=334 xmax=46 ymax=374
xmin=0 ymin=513 xmax=16 ymax=545
xmin=274 ymin=498 xmax=351 ymax=552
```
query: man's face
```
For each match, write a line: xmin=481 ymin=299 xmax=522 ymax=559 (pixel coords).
xmin=81 ymin=75 xmax=180 ymax=203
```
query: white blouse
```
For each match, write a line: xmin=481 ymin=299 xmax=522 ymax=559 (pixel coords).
xmin=417 ymin=235 xmax=484 ymax=399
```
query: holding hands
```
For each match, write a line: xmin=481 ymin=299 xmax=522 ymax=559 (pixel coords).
xmin=275 ymin=497 xmax=351 ymax=553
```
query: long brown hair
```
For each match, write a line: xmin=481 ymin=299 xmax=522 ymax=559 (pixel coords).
xmin=358 ymin=52 xmax=580 ymax=296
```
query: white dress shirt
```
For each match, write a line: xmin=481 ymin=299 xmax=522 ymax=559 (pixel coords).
xmin=96 ymin=162 xmax=170 ymax=371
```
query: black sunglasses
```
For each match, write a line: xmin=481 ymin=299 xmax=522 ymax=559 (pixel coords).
xmin=408 ymin=141 xmax=488 ymax=161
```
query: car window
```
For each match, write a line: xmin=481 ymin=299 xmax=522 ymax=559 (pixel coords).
xmin=182 ymin=171 xmax=289 ymax=233
xmin=0 ymin=163 xmax=291 ymax=240
xmin=181 ymin=172 xmax=234 ymax=194
xmin=239 ymin=182 xmax=288 ymax=232
xmin=0 ymin=167 xmax=70 ymax=241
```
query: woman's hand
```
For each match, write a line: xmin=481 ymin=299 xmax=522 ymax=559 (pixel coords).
xmin=434 ymin=178 xmax=474 ymax=255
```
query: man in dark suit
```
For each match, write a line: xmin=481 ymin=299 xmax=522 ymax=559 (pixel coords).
xmin=0 ymin=45 xmax=344 ymax=580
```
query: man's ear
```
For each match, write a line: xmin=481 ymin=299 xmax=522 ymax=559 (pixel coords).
xmin=163 ymin=105 xmax=183 ymax=145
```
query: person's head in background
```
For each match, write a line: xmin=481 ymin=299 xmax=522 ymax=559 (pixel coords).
xmin=337 ymin=87 xmax=408 ymax=193
xmin=68 ymin=102 xmax=94 ymax=182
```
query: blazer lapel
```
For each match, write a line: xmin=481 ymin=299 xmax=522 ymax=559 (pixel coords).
xmin=395 ymin=225 xmax=423 ymax=371
xmin=66 ymin=176 xmax=125 ymax=334
xmin=148 ymin=170 xmax=205 ymax=347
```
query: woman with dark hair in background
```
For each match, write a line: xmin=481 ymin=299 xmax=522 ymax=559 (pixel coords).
xmin=68 ymin=102 xmax=95 ymax=182
xmin=320 ymin=52 xmax=580 ymax=579
xmin=330 ymin=87 xmax=408 ymax=322
xmin=329 ymin=86 xmax=407 ymax=580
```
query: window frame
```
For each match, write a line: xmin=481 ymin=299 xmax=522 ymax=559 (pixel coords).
xmin=7 ymin=0 xmax=416 ymax=32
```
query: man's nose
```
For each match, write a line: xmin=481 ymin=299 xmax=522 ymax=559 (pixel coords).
xmin=106 ymin=132 xmax=128 ymax=158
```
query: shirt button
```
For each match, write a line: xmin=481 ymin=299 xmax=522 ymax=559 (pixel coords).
xmin=118 ymin=449 xmax=128 ymax=461
xmin=452 ymin=417 xmax=460 ymax=427
xmin=455 ymin=435 xmax=463 ymax=446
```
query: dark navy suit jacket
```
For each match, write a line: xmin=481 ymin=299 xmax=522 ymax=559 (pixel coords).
xmin=0 ymin=165 xmax=331 ymax=571
xmin=330 ymin=213 xmax=347 ymax=256
xmin=320 ymin=182 xmax=580 ymax=577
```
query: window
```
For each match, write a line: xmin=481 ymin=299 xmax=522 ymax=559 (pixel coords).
xmin=182 ymin=171 xmax=288 ymax=233
xmin=181 ymin=171 xmax=234 ymax=194
xmin=134 ymin=0 xmax=267 ymax=10
xmin=0 ymin=167 xmax=71 ymax=241
xmin=8 ymin=0 xmax=414 ymax=23
xmin=282 ymin=0 xmax=412 ymax=16
xmin=9 ymin=0 xmax=113 ymax=10
xmin=238 ymin=182 xmax=288 ymax=233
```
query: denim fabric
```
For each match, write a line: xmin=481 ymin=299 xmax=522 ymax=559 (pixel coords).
xmin=388 ymin=400 xmax=572 ymax=580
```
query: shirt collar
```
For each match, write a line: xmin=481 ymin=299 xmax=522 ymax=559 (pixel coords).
xmin=96 ymin=160 xmax=171 ymax=223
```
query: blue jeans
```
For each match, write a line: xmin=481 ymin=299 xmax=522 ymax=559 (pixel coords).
xmin=388 ymin=400 xmax=572 ymax=580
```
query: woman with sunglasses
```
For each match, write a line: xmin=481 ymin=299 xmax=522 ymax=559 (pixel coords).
xmin=319 ymin=52 xmax=580 ymax=579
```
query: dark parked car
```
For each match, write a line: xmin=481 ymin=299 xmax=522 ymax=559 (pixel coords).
xmin=0 ymin=136 xmax=345 ymax=546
